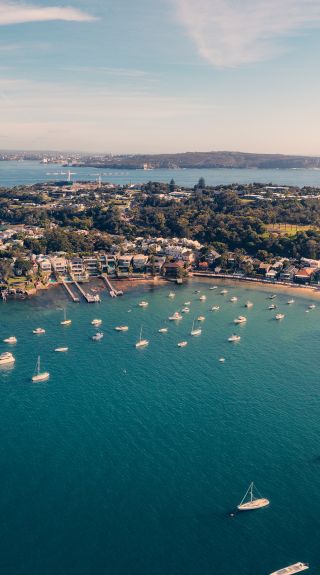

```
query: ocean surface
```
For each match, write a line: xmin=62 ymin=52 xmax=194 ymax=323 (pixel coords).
xmin=2 ymin=160 xmax=320 ymax=187
xmin=0 ymin=280 xmax=320 ymax=575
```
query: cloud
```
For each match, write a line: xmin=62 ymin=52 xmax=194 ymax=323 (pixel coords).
xmin=0 ymin=1 xmax=97 ymax=26
xmin=172 ymin=0 xmax=320 ymax=67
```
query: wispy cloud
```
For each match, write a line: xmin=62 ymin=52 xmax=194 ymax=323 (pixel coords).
xmin=0 ymin=1 xmax=97 ymax=26
xmin=172 ymin=0 xmax=320 ymax=67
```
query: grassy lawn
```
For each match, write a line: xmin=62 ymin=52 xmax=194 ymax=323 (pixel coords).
xmin=265 ymin=223 xmax=316 ymax=237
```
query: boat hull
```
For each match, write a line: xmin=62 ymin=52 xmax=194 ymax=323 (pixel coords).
xmin=269 ymin=562 xmax=309 ymax=575
xmin=237 ymin=498 xmax=270 ymax=511
xmin=32 ymin=372 xmax=50 ymax=382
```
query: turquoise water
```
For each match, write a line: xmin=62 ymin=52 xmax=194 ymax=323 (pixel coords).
xmin=2 ymin=160 xmax=320 ymax=187
xmin=0 ymin=281 xmax=320 ymax=574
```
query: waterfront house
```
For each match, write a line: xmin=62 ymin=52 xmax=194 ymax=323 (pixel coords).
xmin=279 ymin=266 xmax=298 ymax=282
xmin=146 ymin=256 xmax=166 ymax=275
xmin=117 ymin=254 xmax=133 ymax=277
xmin=294 ymin=267 xmax=316 ymax=284
xmin=50 ymin=256 xmax=68 ymax=275
xmin=132 ymin=254 xmax=148 ymax=274
xmin=83 ymin=256 xmax=100 ymax=276
xmin=69 ymin=257 xmax=87 ymax=280
xmin=163 ymin=260 xmax=186 ymax=278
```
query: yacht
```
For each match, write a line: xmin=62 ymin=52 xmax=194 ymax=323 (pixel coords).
xmin=178 ymin=341 xmax=188 ymax=348
xmin=237 ymin=482 xmax=269 ymax=511
xmin=245 ymin=301 xmax=253 ymax=308
xmin=139 ymin=301 xmax=149 ymax=308
xmin=60 ymin=309 xmax=72 ymax=326
xmin=55 ymin=347 xmax=68 ymax=353
xmin=228 ymin=334 xmax=241 ymax=342
xmin=0 ymin=352 xmax=15 ymax=365
xmin=199 ymin=295 xmax=207 ymax=301
xmin=3 ymin=336 xmax=17 ymax=344
xmin=92 ymin=332 xmax=104 ymax=341
xmin=230 ymin=296 xmax=238 ymax=302
xmin=135 ymin=327 xmax=149 ymax=348
xmin=158 ymin=328 xmax=168 ymax=333
xmin=115 ymin=326 xmax=129 ymax=331
xmin=309 ymin=304 xmax=316 ymax=309
xmin=275 ymin=313 xmax=285 ymax=320
xmin=182 ymin=307 xmax=190 ymax=313
xmin=287 ymin=299 xmax=295 ymax=305
xmin=209 ymin=286 xmax=218 ymax=290
xmin=268 ymin=304 xmax=277 ymax=310
xmin=191 ymin=320 xmax=202 ymax=336
xmin=211 ymin=306 xmax=220 ymax=311
xmin=169 ymin=312 xmax=183 ymax=321
xmin=269 ymin=294 xmax=277 ymax=300
xmin=168 ymin=292 xmax=175 ymax=298
xmin=184 ymin=301 xmax=191 ymax=306
xmin=197 ymin=316 xmax=205 ymax=321
xmin=234 ymin=316 xmax=247 ymax=324
xmin=33 ymin=328 xmax=45 ymax=334
xmin=32 ymin=356 xmax=49 ymax=382
xmin=220 ymin=289 xmax=228 ymax=295
xmin=269 ymin=563 xmax=309 ymax=575
xmin=91 ymin=319 xmax=102 ymax=326
xmin=219 ymin=358 xmax=225 ymax=363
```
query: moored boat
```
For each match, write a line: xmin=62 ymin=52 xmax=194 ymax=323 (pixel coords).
xmin=287 ymin=299 xmax=295 ymax=305
xmin=115 ymin=326 xmax=129 ymax=331
xmin=139 ymin=301 xmax=149 ymax=308
xmin=32 ymin=356 xmax=49 ymax=382
xmin=230 ymin=296 xmax=238 ymax=302
xmin=60 ymin=309 xmax=72 ymax=326
xmin=135 ymin=326 xmax=149 ymax=348
xmin=168 ymin=292 xmax=175 ymax=298
xmin=220 ymin=289 xmax=228 ymax=294
xmin=199 ymin=295 xmax=206 ymax=301
xmin=237 ymin=482 xmax=269 ymax=511
xmin=269 ymin=562 xmax=309 ymax=575
xmin=275 ymin=313 xmax=285 ymax=320
xmin=228 ymin=334 xmax=241 ymax=342
xmin=91 ymin=319 xmax=102 ymax=326
xmin=33 ymin=327 xmax=45 ymax=334
xmin=234 ymin=316 xmax=247 ymax=324
xmin=0 ymin=352 xmax=15 ymax=365
xmin=245 ymin=301 xmax=253 ymax=308
xmin=191 ymin=319 xmax=201 ymax=336
xmin=92 ymin=332 xmax=104 ymax=341
xmin=197 ymin=316 xmax=205 ymax=321
xmin=211 ymin=306 xmax=220 ymax=311
xmin=3 ymin=336 xmax=17 ymax=344
xmin=55 ymin=347 xmax=68 ymax=353
xmin=169 ymin=312 xmax=183 ymax=321
xmin=158 ymin=328 xmax=168 ymax=333
xmin=178 ymin=341 xmax=188 ymax=347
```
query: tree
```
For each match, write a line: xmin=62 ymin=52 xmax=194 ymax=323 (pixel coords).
xmin=169 ymin=179 xmax=175 ymax=194
xmin=0 ymin=260 xmax=12 ymax=282
xmin=196 ymin=177 xmax=206 ymax=189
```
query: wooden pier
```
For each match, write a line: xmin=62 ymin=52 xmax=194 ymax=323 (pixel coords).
xmin=101 ymin=274 xmax=123 ymax=297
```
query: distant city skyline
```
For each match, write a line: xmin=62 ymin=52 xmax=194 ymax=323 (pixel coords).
xmin=1 ymin=0 xmax=320 ymax=154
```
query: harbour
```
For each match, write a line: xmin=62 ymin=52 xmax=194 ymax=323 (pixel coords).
xmin=0 ymin=281 xmax=320 ymax=574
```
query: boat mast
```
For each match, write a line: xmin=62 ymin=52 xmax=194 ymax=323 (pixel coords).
xmin=239 ymin=482 xmax=254 ymax=506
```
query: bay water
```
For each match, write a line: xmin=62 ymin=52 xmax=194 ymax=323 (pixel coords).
xmin=0 ymin=280 xmax=319 ymax=574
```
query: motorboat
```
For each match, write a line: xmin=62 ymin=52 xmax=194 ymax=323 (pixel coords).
xmin=182 ymin=307 xmax=190 ymax=313
xmin=228 ymin=334 xmax=241 ymax=342
xmin=158 ymin=328 xmax=168 ymax=333
xmin=3 ymin=336 xmax=17 ymax=344
xmin=269 ymin=294 xmax=277 ymax=300
xmin=197 ymin=316 xmax=205 ymax=321
xmin=199 ymin=295 xmax=206 ymax=301
xmin=269 ymin=563 xmax=309 ymax=575
xmin=234 ymin=316 xmax=247 ymax=324
xmin=169 ymin=312 xmax=183 ymax=321
xmin=309 ymin=304 xmax=316 ymax=309
xmin=139 ymin=301 xmax=149 ymax=307
xmin=209 ymin=286 xmax=217 ymax=290
xmin=178 ymin=341 xmax=188 ymax=347
xmin=237 ymin=482 xmax=269 ymax=511
xmin=168 ymin=292 xmax=175 ymax=298
xmin=211 ymin=306 xmax=220 ymax=311
xmin=92 ymin=332 xmax=104 ymax=341
xmin=33 ymin=328 xmax=45 ymax=334
xmin=245 ymin=301 xmax=253 ymax=308
xmin=230 ymin=296 xmax=238 ymax=302
xmin=55 ymin=347 xmax=68 ymax=353
xmin=287 ymin=299 xmax=295 ymax=304
xmin=184 ymin=301 xmax=191 ymax=306
xmin=219 ymin=358 xmax=225 ymax=363
xmin=135 ymin=326 xmax=149 ymax=348
xmin=268 ymin=304 xmax=277 ymax=310
xmin=91 ymin=319 xmax=102 ymax=326
xmin=32 ymin=356 xmax=49 ymax=382
xmin=275 ymin=313 xmax=285 ymax=320
xmin=115 ymin=326 xmax=129 ymax=331
xmin=0 ymin=352 xmax=15 ymax=365
xmin=220 ymin=289 xmax=228 ymax=294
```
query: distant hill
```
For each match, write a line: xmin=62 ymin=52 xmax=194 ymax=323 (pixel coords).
xmin=77 ymin=151 xmax=320 ymax=170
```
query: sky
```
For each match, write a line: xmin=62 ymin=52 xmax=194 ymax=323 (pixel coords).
xmin=1 ymin=0 xmax=320 ymax=155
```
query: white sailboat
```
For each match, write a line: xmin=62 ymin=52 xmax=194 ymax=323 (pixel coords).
xmin=135 ymin=326 xmax=149 ymax=348
xmin=237 ymin=482 xmax=269 ymax=511
xmin=61 ymin=309 xmax=72 ymax=326
xmin=191 ymin=319 xmax=201 ymax=336
xmin=54 ymin=347 xmax=68 ymax=352
xmin=32 ymin=356 xmax=50 ymax=382
xmin=3 ymin=336 xmax=17 ymax=344
xmin=269 ymin=563 xmax=309 ymax=575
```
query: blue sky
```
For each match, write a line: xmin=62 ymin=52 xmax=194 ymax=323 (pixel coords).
xmin=1 ymin=0 xmax=320 ymax=154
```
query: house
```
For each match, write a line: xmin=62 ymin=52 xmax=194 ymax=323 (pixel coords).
xmin=258 ymin=263 xmax=271 ymax=276
xmin=83 ymin=256 xmax=99 ymax=276
xmin=117 ymin=255 xmax=133 ymax=277
xmin=37 ymin=257 xmax=52 ymax=273
xmin=279 ymin=266 xmax=298 ymax=282
xmin=265 ymin=269 xmax=278 ymax=280
xmin=163 ymin=261 xmax=186 ymax=278
xmin=132 ymin=254 xmax=148 ymax=273
xmin=50 ymin=256 xmax=68 ymax=275
xmin=70 ymin=257 xmax=87 ymax=280
xmin=294 ymin=268 xmax=315 ymax=284
xmin=146 ymin=256 xmax=166 ymax=275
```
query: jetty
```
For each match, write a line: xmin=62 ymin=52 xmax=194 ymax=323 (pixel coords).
xmin=101 ymin=274 xmax=123 ymax=297
xmin=61 ymin=280 xmax=80 ymax=302
xmin=73 ymin=280 xmax=100 ymax=303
